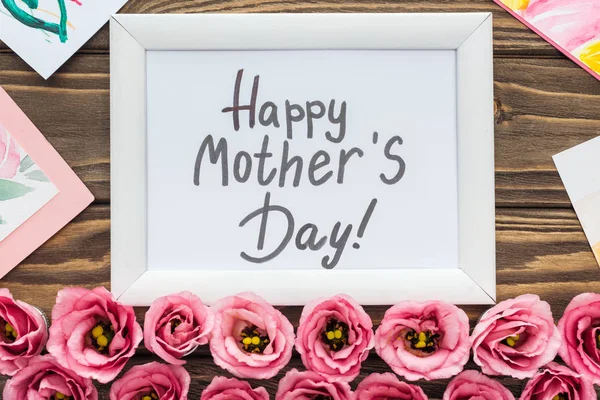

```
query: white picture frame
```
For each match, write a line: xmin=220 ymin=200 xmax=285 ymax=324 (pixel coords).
xmin=110 ymin=13 xmax=495 ymax=306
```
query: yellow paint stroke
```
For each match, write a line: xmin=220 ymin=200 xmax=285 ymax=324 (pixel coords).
xmin=15 ymin=0 xmax=76 ymax=30
xmin=34 ymin=7 xmax=76 ymax=30
xmin=578 ymin=40 xmax=600 ymax=74
xmin=501 ymin=0 xmax=530 ymax=11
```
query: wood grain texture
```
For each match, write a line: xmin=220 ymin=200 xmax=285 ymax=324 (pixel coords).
xmin=0 ymin=0 xmax=562 ymax=56
xmin=0 ymin=205 xmax=599 ymax=398
xmin=0 ymin=55 xmax=598 ymax=207
xmin=1 ymin=1 xmax=600 ymax=397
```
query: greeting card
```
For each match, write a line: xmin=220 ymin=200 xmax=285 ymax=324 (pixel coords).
xmin=0 ymin=0 xmax=127 ymax=79
xmin=0 ymin=86 xmax=93 ymax=278
xmin=554 ymin=136 xmax=600 ymax=266
xmin=494 ymin=0 xmax=600 ymax=81
xmin=0 ymin=125 xmax=58 ymax=242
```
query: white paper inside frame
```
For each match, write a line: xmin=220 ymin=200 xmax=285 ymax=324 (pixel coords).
xmin=146 ymin=49 xmax=459 ymax=272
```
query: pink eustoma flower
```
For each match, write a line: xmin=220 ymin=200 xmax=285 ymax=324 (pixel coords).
xmin=558 ymin=292 xmax=600 ymax=384
xmin=0 ymin=126 xmax=20 ymax=179
xmin=47 ymin=287 xmax=143 ymax=383
xmin=109 ymin=362 xmax=190 ymax=400
xmin=355 ymin=372 xmax=428 ymax=400
xmin=296 ymin=294 xmax=374 ymax=382
xmin=471 ymin=294 xmax=561 ymax=379
xmin=144 ymin=291 xmax=214 ymax=365
xmin=0 ymin=288 xmax=48 ymax=376
xmin=209 ymin=292 xmax=294 ymax=379
xmin=276 ymin=369 xmax=353 ymax=400
xmin=443 ymin=370 xmax=515 ymax=400
xmin=519 ymin=362 xmax=595 ymax=400
xmin=200 ymin=376 xmax=269 ymax=400
xmin=375 ymin=300 xmax=470 ymax=381
xmin=3 ymin=354 xmax=98 ymax=400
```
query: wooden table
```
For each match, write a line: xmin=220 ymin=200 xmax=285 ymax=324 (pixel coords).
xmin=1 ymin=1 xmax=600 ymax=398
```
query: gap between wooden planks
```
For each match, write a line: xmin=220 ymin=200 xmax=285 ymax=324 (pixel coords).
xmin=0 ymin=55 xmax=599 ymax=207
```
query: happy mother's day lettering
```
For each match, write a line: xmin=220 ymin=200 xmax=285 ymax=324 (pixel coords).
xmin=192 ymin=69 xmax=406 ymax=269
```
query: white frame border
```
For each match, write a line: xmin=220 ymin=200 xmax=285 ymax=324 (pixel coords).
xmin=110 ymin=13 xmax=495 ymax=306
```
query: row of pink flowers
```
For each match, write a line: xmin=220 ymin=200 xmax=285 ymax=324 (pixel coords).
xmin=0 ymin=287 xmax=599 ymax=398
xmin=3 ymin=359 xmax=596 ymax=399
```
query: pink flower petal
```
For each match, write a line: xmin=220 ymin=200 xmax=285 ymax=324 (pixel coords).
xmin=209 ymin=292 xmax=295 ymax=379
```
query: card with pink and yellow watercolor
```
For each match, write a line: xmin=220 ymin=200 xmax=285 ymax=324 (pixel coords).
xmin=494 ymin=0 xmax=600 ymax=81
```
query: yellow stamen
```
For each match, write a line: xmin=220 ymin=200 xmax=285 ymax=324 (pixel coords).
xmin=418 ymin=332 xmax=427 ymax=342
xmin=251 ymin=336 xmax=261 ymax=345
xmin=151 ymin=394 xmax=158 ymax=399
xmin=242 ymin=337 xmax=252 ymax=345
xmin=97 ymin=335 xmax=109 ymax=347
xmin=552 ymin=396 xmax=560 ymax=400
xmin=11 ymin=330 xmax=17 ymax=338
xmin=334 ymin=330 xmax=342 ymax=339
xmin=91 ymin=325 xmax=103 ymax=338
xmin=415 ymin=341 xmax=426 ymax=349
xmin=55 ymin=393 xmax=66 ymax=399
xmin=505 ymin=334 xmax=520 ymax=347
xmin=5 ymin=323 xmax=13 ymax=333
xmin=326 ymin=331 xmax=335 ymax=340
xmin=142 ymin=396 xmax=152 ymax=400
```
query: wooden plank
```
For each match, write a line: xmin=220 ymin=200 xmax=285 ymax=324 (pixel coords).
xmin=494 ymin=58 xmax=600 ymax=207
xmin=3 ymin=205 xmax=598 ymax=318
xmin=0 ymin=0 xmax=561 ymax=57
xmin=1 ymin=55 xmax=599 ymax=207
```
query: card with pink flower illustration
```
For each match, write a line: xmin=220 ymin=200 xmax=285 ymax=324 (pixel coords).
xmin=554 ymin=136 xmax=600 ymax=267
xmin=0 ymin=125 xmax=58 ymax=242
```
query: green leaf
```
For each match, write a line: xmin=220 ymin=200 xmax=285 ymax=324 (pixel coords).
xmin=25 ymin=170 xmax=49 ymax=182
xmin=0 ymin=179 xmax=34 ymax=201
xmin=19 ymin=155 xmax=34 ymax=172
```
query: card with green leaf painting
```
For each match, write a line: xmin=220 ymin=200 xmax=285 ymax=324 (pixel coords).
xmin=0 ymin=0 xmax=127 ymax=79
xmin=0 ymin=86 xmax=93 ymax=278
xmin=0 ymin=124 xmax=58 ymax=242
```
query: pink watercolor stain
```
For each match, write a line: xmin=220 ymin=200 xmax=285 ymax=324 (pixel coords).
xmin=524 ymin=0 xmax=600 ymax=52
xmin=0 ymin=127 xmax=21 ymax=180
